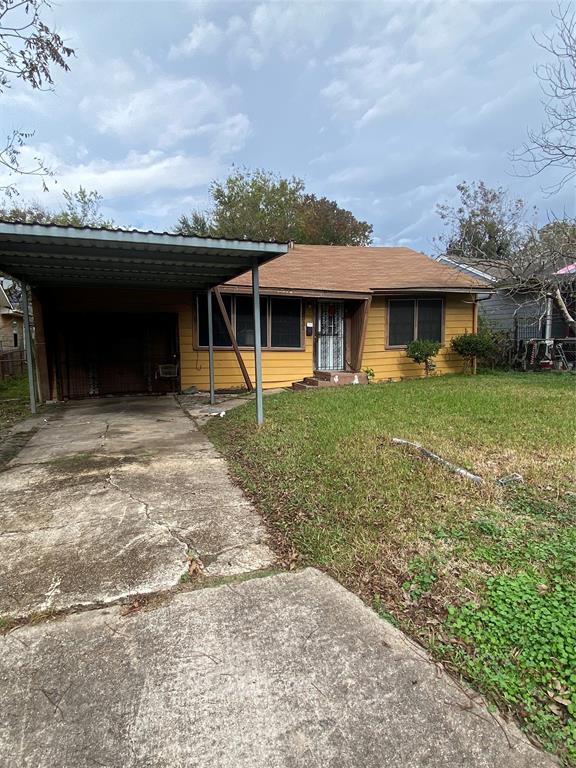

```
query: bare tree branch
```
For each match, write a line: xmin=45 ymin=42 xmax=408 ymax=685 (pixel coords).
xmin=512 ymin=3 xmax=576 ymax=192
xmin=0 ymin=0 xmax=74 ymax=194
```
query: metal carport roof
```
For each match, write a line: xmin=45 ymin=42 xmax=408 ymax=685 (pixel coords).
xmin=0 ymin=221 xmax=289 ymax=424
xmin=0 ymin=222 xmax=289 ymax=290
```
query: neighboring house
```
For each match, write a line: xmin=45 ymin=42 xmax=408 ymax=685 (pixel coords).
xmin=0 ymin=280 xmax=23 ymax=353
xmin=0 ymin=224 xmax=488 ymax=401
xmin=436 ymin=256 xmax=575 ymax=345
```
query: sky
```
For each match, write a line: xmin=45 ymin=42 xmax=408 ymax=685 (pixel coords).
xmin=1 ymin=0 xmax=575 ymax=252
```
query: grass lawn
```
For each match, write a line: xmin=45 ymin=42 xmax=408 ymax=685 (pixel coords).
xmin=0 ymin=374 xmax=31 ymax=438
xmin=206 ymin=372 xmax=576 ymax=764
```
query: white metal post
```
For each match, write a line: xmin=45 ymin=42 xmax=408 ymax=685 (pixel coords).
xmin=544 ymin=295 xmax=554 ymax=340
xmin=207 ymin=289 xmax=215 ymax=405
xmin=252 ymin=261 xmax=264 ymax=425
xmin=20 ymin=282 xmax=37 ymax=415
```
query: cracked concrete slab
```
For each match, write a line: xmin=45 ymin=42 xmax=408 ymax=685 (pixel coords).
xmin=0 ymin=396 xmax=274 ymax=618
xmin=0 ymin=569 xmax=554 ymax=768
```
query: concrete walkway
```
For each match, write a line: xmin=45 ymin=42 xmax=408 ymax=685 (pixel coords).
xmin=0 ymin=569 xmax=554 ymax=768
xmin=0 ymin=397 xmax=555 ymax=767
xmin=0 ymin=396 xmax=273 ymax=617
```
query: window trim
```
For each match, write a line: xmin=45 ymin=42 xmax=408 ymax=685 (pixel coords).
xmin=195 ymin=294 xmax=305 ymax=351
xmin=386 ymin=297 xmax=444 ymax=349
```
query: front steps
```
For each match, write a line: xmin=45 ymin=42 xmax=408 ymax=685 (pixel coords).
xmin=292 ymin=370 xmax=368 ymax=391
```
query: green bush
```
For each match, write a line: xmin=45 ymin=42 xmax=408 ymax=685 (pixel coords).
xmin=451 ymin=331 xmax=497 ymax=372
xmin=477 ymin=318 xmax=513 ymax=370
xmin=406 ymin=339 xmax=442 ymax=375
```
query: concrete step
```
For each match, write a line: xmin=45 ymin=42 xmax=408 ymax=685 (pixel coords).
xmin=313 ymin=371 xmax=369 ymax=385
xmin=293 ymin=372 xmax=369 ymax=391
xmin=303 ymin=377 xmax=333 ymax=387
xmin=292 ymin=381 xmax=315 ymax=391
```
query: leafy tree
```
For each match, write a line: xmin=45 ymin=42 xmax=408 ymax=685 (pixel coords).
xmin=0 ymin=187 xmax=114 ymax=227
xmin=175 ymin=167 xmax=373 ymax=245
xmin=405 ymin=339 xmax=441 ymax=375
xmin=436 ymin=181 xmax=532 ymax=266
xmin=1 ymin=0 xmax=74 ymax=195
xmin=436 ymin=181 xmax=576 ymax=333
xmin=295 ymin=193 xmax=373 ymax=246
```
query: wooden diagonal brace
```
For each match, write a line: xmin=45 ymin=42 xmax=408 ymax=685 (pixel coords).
xmin=213 ymin=287 xmax=254 ymax=392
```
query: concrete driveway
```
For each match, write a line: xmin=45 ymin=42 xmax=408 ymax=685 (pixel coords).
xmin=0 ymin=396 xmax=273 ymax=617
xmin=0 ymin=397 xmax=555 ymax=767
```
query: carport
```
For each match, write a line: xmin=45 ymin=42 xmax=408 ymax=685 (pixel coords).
xmin=0 ymin=222 xmax=289 ymax=424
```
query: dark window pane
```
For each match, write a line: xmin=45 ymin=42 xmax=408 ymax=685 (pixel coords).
xmin=417 ymin=300 xmax=442 ymax=342
xmin=271 ymin=298 xmax=301 ymax=348
xmin=197 ymin=294 xmax=232 ymax=347
xmin=236 ymin=296 xmax=268 ymax=347
xmin=389 ymin=300 xmax=415 ymax=346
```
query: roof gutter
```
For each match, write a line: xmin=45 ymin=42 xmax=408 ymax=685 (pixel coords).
xmin=371 ymin=286 xmax=494 ymax=294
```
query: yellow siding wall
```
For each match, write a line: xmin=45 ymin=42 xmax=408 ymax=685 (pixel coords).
xmin=43 ymin=289 xmax=474 ymax=392
xmin=182 ymin=303 xmax=315 ymax=390
xmin=362 ymin=295 xmax=475 ymax=381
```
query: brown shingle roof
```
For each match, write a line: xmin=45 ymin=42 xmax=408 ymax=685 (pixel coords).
xmin=226 ymin=243 xmax=490 ymax=294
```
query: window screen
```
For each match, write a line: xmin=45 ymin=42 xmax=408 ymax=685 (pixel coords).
xmin=236 ymin=296 xmax=268 ymax=347
xmin=270 ymin=298 xmax=301 ymax=348
xmin=197 ymin=294 xmax=233 ymax=347
xmin=388 ymin=300 xmax=415 ymax=346
xmin=417 ymin=299 xmax=442 ymax=342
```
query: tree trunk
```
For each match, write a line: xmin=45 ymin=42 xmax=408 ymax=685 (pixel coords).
xmin=553 ymin=287 xmax=576 ymax=333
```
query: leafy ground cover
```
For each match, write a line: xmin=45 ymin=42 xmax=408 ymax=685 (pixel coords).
xmin=0 ymin=374 xmax=31 ymax=437
xmin=206 ymin=372 xmax=576 ymax=764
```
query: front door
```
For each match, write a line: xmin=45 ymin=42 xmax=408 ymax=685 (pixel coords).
xmin=316 ymin=301 xmax=345 ymax=370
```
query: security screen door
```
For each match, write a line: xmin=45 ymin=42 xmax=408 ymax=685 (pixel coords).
xmin=316 ymin=301 xmax=345 ymax=370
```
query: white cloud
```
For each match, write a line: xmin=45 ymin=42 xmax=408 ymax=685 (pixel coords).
xmin=83 ymin=76 xmax=249 ymax=153
xmin=168 ymin=20 xmax=223 ymax=59
xmin=0 ymin=145 xmax=222 ymax=202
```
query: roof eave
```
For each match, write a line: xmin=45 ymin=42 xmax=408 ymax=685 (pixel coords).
xmin=372 ymin=286 xmax=493 ymax=294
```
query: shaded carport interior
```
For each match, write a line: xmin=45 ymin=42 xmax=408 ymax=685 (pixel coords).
xmin=0 ymin=222 xmax=289 ymax=423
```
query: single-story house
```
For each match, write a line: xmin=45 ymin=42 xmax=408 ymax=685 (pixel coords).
xmin=0 ymin=223 xmax=488 ymax=415
xmin=197 ymin=243 xmax=487 ymax=390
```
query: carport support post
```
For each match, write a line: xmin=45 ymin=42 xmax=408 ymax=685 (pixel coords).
xmin=252 ymin=261 xmax=264 ymax=425
xmin=20 ymin=282 xmax=37 ymax=415
xmin=207 ymin=289 xmax=216 ymax=405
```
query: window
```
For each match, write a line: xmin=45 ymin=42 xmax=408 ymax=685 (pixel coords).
xmin=388 ymin=300 xmax=415 ymax=346
xmin=197 ymin=294 xmax=302 ymax=349
xmin=388 ymin=298 xmax=443 ymax=346
xmin=271 ymin=298 xmax=301 ymax=348
xmin=235 ymin=295 xmax=268 ymax=347
xmin=417 ymin=299 xmax=443 ymax=342
xmin=197 ymin=294 xmax=232 ymax=347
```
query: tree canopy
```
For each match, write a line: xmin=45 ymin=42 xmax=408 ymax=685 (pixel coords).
xmin=175 ymin=168 xmax=373 ymax=246
xmin=436 ymin=180 xmax=576 ymax=331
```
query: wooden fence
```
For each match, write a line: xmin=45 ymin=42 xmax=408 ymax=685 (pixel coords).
xmin=0 ymin=348 xmax=26 ymax=380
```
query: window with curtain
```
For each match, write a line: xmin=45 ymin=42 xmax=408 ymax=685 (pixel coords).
xmin=388 ymin=298 xmax=443 ymax=346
